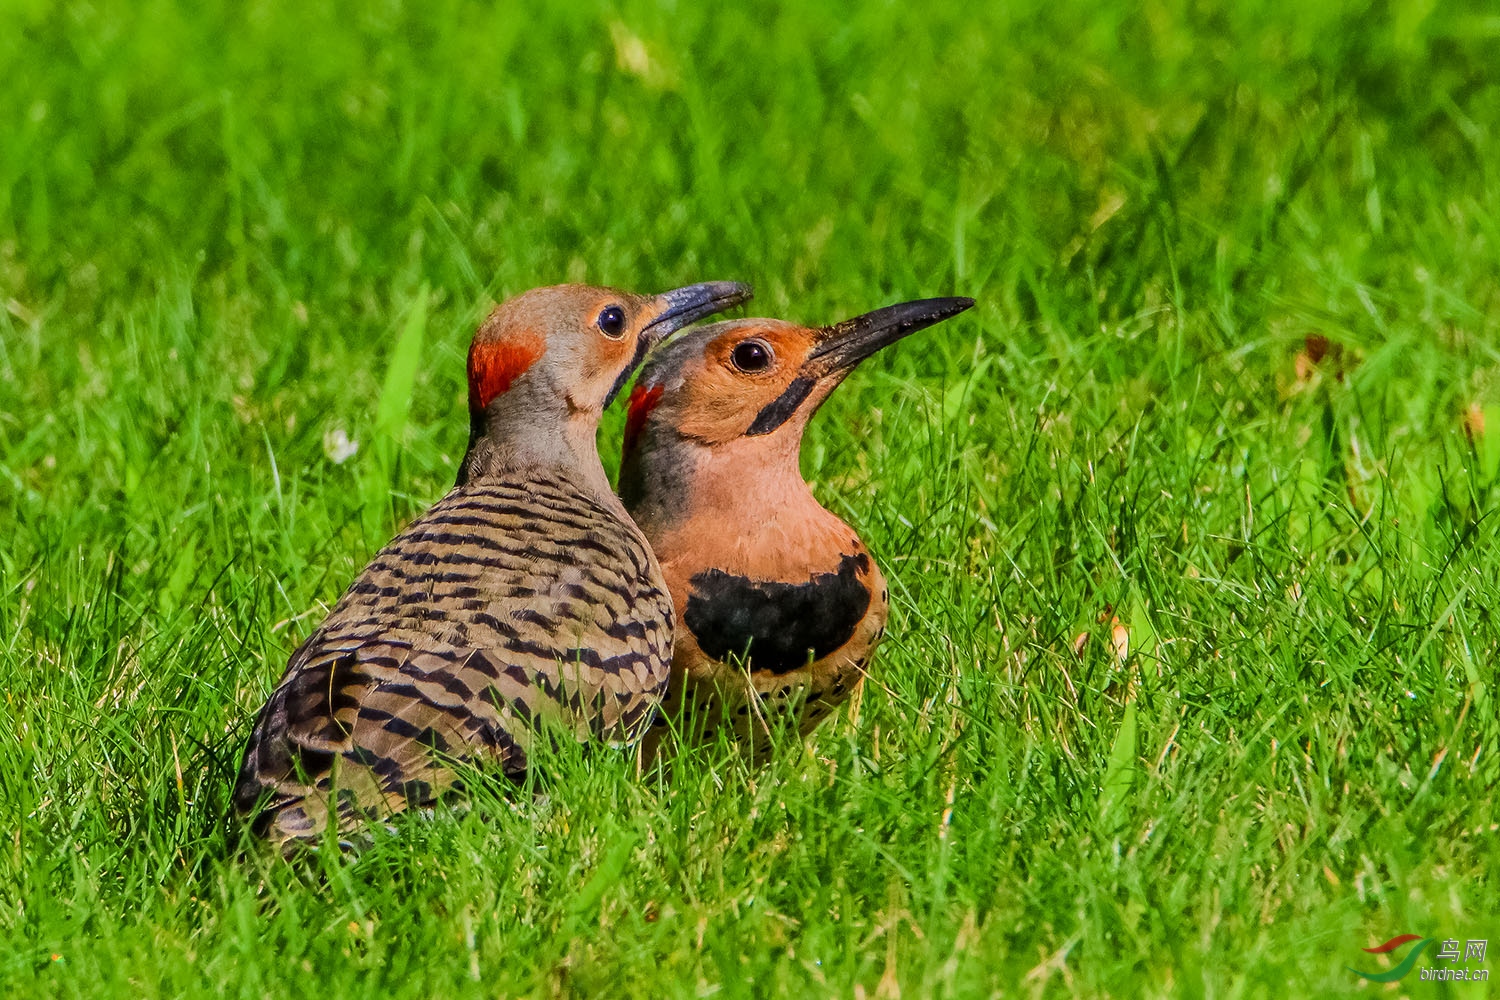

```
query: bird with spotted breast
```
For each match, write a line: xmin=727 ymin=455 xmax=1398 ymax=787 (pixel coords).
xmin=618 ymin=296 xmax=974 ymax=759
xmin=233 ymin=280 xmax=752 ymax=845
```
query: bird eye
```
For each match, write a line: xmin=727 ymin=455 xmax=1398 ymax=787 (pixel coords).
xmin=730 ymin=339 xmax=773 ymax=373
xmin=596 ymin=305 xmax=627 ymax=339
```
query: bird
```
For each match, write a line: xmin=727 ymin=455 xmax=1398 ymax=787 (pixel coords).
xmin=233 ymin=280 xmax=752 ymax=845
xmin=617 ymin=295 xmax=974 ymax=759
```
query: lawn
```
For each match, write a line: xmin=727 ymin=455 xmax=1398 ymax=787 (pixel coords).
xmin=2 ymin=0 xmax=1498 ymax=996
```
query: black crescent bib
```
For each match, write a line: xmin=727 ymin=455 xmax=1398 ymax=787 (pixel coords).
xmin=683 ymin=552 xmax=872 ymax=675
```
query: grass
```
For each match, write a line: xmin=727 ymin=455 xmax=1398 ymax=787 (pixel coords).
xmin=2 ymin=0 xmax=1498 ymax=995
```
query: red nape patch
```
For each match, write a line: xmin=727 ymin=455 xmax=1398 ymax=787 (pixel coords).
xmin=622 ymin=383 xmax=665 ymax=457
xmin=468 ymin=333 xmax=544 ymax=412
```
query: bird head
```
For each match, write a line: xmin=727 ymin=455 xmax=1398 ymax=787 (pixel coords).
xmin=460 ymin=280 xmax=752 ymax=485
xmin=617 ymin=296 xmax=974 ymax=528
xmin=620 ymin=296 xmax=975 ymax=458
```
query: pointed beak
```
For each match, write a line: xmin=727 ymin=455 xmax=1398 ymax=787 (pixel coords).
xmin=606 ymin=280 xmax=754 ymax=408
xmin=802 ymin=296 xmax=975 ymax=380
xmin=643 ymin=280 xmax=755 ymax=346
xmin=743 ymin=295 xmax=975 ymax=437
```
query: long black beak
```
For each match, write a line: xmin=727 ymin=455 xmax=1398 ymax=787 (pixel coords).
xmin=646 ymin=281 xmax=755 ymax=341
xmin=606 ymin=280 xmax=753 ymax=407
xmin=744 ymin=295 xmax=974 ymax=436
xmin=805 ymin=297 xmax=975 ymax=378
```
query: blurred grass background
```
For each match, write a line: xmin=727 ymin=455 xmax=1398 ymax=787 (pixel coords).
xmin=1 ymin=0 xmax=1498 ymax=996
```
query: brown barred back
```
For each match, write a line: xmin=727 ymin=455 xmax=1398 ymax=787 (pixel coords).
xmin=232 ymin=470 xmax=673 ymax=845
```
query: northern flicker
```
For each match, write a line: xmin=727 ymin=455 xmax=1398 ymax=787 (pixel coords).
xmin=617 ymin=296 xmax=974 ymax=758
xmin=234 ymin=280 xmax=752 ymax=844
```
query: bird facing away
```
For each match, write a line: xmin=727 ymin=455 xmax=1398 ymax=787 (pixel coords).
xmin=234 ymin=280 xmax=752 ymax=845
xmin=617 ymin=296 xmax=974 ymax=758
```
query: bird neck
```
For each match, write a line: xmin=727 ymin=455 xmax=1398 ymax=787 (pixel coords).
xmin=458 ymin=387 xmax=623 ymax=519
xmin=624 ymin=431 xmax=853 ymax=566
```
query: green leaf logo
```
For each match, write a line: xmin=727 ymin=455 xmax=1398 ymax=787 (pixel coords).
xmin=1347 ymin=935 xmax=1435 ymax=983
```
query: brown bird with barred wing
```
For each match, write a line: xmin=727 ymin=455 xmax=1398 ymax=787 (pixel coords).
xmin=619 ymin=296 xmax=974 ymax=759
xmin=234 ymin=280 xmax=751 ymax=844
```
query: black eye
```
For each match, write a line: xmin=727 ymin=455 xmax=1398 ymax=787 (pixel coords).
xmin=597 ymin=305 xmax=627 ymax=338
xmin=730 ymin=339 xmax=773 ymax=373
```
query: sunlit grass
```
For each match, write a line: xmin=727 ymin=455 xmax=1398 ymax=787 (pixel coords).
xmin=1 ymin=0 xmax=1498 ymax=995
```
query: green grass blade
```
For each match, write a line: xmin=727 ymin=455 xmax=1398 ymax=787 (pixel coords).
xmin=1097 ymin=698 xmax=1138 ymax=834
xmin=362 ymin=284 xmax=430 ymax=537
